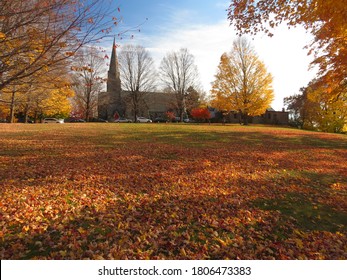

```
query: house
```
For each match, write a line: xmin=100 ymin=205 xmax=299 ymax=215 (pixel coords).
xmin=225 ymin=108 xmax=289 ymax=125
xmin=253 ymin=108 xmax=289 ymax=125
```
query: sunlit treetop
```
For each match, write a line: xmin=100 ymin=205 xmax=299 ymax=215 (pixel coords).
xmin=227 ymin=0 xmax=347 ymax=89
xmin=227 ymin=0 xmax=347 ymax=36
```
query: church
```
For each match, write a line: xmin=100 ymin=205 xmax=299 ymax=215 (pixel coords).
xmin=97 ymin=40 xmax=176 ymax=121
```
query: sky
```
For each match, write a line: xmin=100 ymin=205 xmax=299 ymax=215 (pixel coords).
xmin=101 ymin=0 xmax=318 ymax=110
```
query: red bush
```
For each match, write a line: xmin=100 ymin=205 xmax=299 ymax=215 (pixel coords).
xmin=191 ymin=108 xmax=211 ymax=121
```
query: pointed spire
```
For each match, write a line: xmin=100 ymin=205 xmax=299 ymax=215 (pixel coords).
xmin=107 ymin=36 xmax=121 ymax=93
xmin=109 ymin=36 xmax=118 ymax=74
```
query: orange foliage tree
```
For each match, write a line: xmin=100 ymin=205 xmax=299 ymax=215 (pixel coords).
xmin=191 ymin=108 xmax=211 ymax=122
xmin=166 ymin=111 xmax=176 ymax=122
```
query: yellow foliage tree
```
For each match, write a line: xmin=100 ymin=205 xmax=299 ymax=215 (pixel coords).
xmin=305 ymin=80 xmax=346 ymax=133
xmin=285 ymin=79 xmax=347 ymax=133
xmin=0 ymin=71 xmax=73 ymax=122
xmin=30 ymin=87 xmax=73 ymax=120
xmin=211 ymin=38 xmax=274 ymax=124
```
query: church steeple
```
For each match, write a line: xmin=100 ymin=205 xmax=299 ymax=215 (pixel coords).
xmin=107 ymin=37 xmax=121 ymax=93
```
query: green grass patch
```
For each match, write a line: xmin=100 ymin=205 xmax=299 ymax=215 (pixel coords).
xmin=253 ymin=193 xmax=347 ymax=232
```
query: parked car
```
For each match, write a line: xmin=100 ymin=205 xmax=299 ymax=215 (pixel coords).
xmin=153 ymin=117 xmax=168 ymax=123
xmin=115 ymin=117 xmax=132 ymax=123
xmin=43 ymin=118 xmax=64 ymax=123
xmin=136 ymin=117 xmax=152 ymax=123
xmin=70 ymin=118 xmax=86 ymax=123
xmin=172 ymin=117 xmax=191 ymax=122
xmin=90 ymin=118 xmax=108 ymax=123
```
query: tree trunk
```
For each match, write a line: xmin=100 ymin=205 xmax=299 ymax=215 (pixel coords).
xmin=23 ymin=108 xmax=28 ymax=123
xmin=133 ymin=91 xmax=138 ymax=122
xmin=243 ymin=112 xmax=249 ymax=125
xmin=85 ymin=87 xmax=91 ymax=122
xmin=9 ymin=88 xmax=16 ymax=123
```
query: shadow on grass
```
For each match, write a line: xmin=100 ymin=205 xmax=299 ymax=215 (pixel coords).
xmin=252 ymin=193 xmax=347 ymax=232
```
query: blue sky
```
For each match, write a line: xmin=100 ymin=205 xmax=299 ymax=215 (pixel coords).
xmin=118 ymin=0 xmax=227 ymax=31
xmin=101 ymin=0 xmax=317 ymax=110
xmin=104 ymin=0 xmax=228 ymax=42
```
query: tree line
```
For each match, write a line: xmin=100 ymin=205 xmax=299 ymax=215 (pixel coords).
xmin=0 ymin=36 xmax=274 ymax=124
xmin=74 ymin=37 xmax=275 ymax=125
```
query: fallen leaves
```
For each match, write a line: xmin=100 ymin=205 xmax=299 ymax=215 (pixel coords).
xmin=0 ymin=124 xmax=346 ymax=259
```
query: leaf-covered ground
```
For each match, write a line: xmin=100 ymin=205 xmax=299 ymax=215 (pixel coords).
xmin=0 ymin=123 xmax=346 ymax=259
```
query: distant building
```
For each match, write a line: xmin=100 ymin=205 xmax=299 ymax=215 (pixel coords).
xmin=254 ymin=108 xmax=289 ymax=125
xmin=98 ymin=40 xmax=175 ymax=121
xmin=225 ymin=108 xmax=289 ymax=125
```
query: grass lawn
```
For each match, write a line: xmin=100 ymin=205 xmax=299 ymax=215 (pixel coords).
xmin=0 ymin=123 xmax=346 ymax=259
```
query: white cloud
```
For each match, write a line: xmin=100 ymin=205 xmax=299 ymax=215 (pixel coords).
xmin=215 ymin=1 xmax=231 ymax=9
xmin=144 ymin=21 xmax=237 ymax=93
xmin=252 ymin=25 xmax=317 ymax=109
xmin=114 ymin=19 xmax=318 ymax=110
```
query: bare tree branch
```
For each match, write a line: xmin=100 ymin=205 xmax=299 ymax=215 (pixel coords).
xmin=118 ymin=44 xmax=156 ymax=121
xmin=159 ymin=48 xmax=199 ymax=121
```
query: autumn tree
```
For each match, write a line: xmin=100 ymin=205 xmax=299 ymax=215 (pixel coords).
xmin=211 ymin=38 xmax=274 ymax=125
xmin=166 ymin=111 xmax=176 ymax=122
xmin=0 ymin=85 xmax=19 ymax=123
xmin=191 ymin=107 xmax=211 ymax=123
xmin=118 ymin=44 xmax=156 ymax=121
xmin=227 ymin=0 xmax=347 ymax=101
xmin=284 ymin=90 xmax=309 ymax=129
xmin=0 ymin=74 xmax=73 ymax=123
xmin=30 ymin=87 xmax=73 ymax=121
xmin=0 ymin=0 xmax=123 ymax=92
xmin=71 ymin=46 xmax=106 ymax=121
xmin=285 ymin=79 xmax=347 ymax=133
xmin=160 ymin=48 xmax=200 ymax=121
xmin=185 ymin=86 xmax=208 ymax=113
